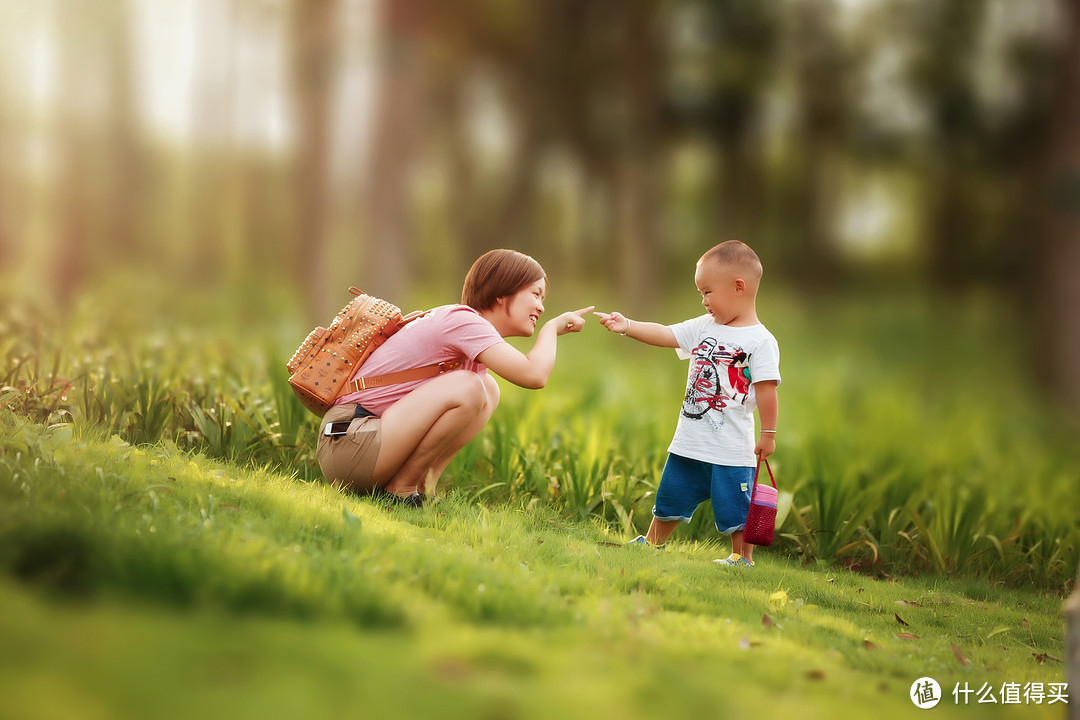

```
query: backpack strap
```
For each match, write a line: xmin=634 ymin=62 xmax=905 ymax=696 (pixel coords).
xmin=349 ymin=357 xmax=465 ymax=392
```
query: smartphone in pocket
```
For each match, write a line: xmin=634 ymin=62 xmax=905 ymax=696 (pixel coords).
xmin=323 ymin=421 xmax=352 ymax=437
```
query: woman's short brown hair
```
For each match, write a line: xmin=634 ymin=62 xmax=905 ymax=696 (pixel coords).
xmin=461 ymin=249 xmax=548 ymax=311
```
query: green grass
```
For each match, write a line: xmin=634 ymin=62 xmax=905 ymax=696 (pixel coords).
xmin=1 ymin=277 xmax=1078 ymax=589
xmin=0 ymin=414 xmax=1070 ymax=719
xmin=0 ymin=274 xmax=1077 ymax=717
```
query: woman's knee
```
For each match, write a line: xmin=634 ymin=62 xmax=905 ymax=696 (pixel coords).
xmin=446 ymin=371 xmax=488 ymax=414
xmin=483 ymin=373 xmax=500 ymax=412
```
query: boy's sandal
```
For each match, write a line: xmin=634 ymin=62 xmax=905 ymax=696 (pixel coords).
xmin=714 ymin=554 xmax=754 ymax=567
xmin=625 ymin=535 xmax=665 ymax=549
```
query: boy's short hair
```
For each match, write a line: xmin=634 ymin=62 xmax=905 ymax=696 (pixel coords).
xmin=462 ymin=249 xmax=548 ymax=311
xmin=700 ymin=241 xmax=763 ymax=283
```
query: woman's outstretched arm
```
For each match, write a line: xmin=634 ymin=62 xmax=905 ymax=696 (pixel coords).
xmin=478 ymin=306 xmax=593 ymax=389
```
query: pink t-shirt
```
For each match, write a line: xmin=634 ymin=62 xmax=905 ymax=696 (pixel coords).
xmin=334 ymin=304 xmax=505 ymax=416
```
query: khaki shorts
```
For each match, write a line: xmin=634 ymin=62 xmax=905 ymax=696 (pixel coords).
xmin=317 ymin=404 xmax=383 ymax=493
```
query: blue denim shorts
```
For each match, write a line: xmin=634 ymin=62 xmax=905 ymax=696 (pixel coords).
xmin=652 ymin=453 xmax=755 ymax=535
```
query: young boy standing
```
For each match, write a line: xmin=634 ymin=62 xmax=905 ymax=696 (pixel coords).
xmin=595 ymin=241 xmax=780 ymax=567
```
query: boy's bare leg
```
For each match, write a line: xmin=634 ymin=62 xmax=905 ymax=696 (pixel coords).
xmin=645 ymin=517 xmax=680 ymax=546
xmin=731 ymin=530 xmax=755 ymax=562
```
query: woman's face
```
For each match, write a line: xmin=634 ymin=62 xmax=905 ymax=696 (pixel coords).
xmin=498 ymin=279 xmax=546 ymax=337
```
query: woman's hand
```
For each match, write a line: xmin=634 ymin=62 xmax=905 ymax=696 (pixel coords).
xmin=549 ymin=307 xmax=594 ymax=336
xmin=479 ymin=306 xmax=593 ymax=389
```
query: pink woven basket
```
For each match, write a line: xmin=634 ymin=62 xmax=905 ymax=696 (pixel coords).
xmin=744 ymin=458 xmax=778 ymax=547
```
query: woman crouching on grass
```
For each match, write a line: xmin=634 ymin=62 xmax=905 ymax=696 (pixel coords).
xmin=317 ymin=249 xmax=592 ymax=507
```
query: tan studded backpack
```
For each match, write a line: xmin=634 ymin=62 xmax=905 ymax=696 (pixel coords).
xmin=286 ymin=287 xmax=462 ymax=416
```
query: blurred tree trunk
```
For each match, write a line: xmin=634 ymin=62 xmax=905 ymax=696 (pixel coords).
xmin=440 ymin=69 xmax=488 ymax=269
xmin=616 ymin=0 xmax=661 ymax=313
xmin=451 ymin=76 xmax=542 ymax=266
xmin=0 ymin=60 xmax=9 ymax=270
xmin=491 ymin=116 xmax=540 ymax=259
xmin=361 ymin=0 xmax=426 ymax=301
xmin=926 ymin=165 xmax=972 ymax=285
xmin=289 ymin=0 xmax=340 ymax=320
xmin=189 ymin=0 xmax=236 ymax=283
xmin=909 ymin=0 xmax=985 ymax=290
xmin=1036 ymin=0 xmax=1080 ymax=416
xmin=788 ymin=0 xmax=846 ymax=289
xmin=708 ymin=1 xmax=777 ymax=254
xmin=103 ymin=0 xmax=140 ymax=262
xmin=715 ymin=112 xmax=762 ymax=247
xmin=616 ymin=155 xmax=659 ymax=312
xmin=54 ymin=1 xmax=99 ymax=305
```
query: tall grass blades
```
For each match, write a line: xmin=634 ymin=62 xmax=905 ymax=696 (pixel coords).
xmin=1 ymin=280 xmax=1077 ymax=590
xmin=905 ymin=481 xmax=992 ymax=576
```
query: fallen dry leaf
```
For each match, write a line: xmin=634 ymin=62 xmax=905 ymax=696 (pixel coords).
xmin=951 ymin=643 xmax=971 ymax=666
xmin=806 ymin=670 xmax=826 ymax=681
xmin=896 ymin=632 xmax=921 ymax=640
xmin=1032 ymin=653 xmax=1062 ymax=664
xmin=894 ymin=613 xmax=909 ymax=626
xmin=863 ymin=640 xmax=879 ymax=650
xmin=895 ymin=600 xmax=920 ymax=607
xmin=1023 ymin=618 xmax=1037 ymax=645
xmin=762 ymin=614 xmax=774 ymax=627
xmin=429 ymin=657 xmax=474 ymax=681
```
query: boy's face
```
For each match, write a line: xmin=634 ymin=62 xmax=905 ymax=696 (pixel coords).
xmin=694 ymin=260 xmax=741 ymax=325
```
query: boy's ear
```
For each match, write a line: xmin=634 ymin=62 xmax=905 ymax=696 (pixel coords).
xmin=734 ymin=277 xmax=747 ymax=293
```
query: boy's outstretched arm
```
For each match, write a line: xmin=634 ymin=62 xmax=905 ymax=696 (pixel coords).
xmin=593 ymin=311 xmax=679 ymax=348
xmin=753 ymin=380 xmax=778 ymax=460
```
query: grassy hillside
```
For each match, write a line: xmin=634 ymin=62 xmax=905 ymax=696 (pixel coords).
xmin=0 ymin=276 xmax=1076 ymax=718
xmin=0 ymin=414 xmax=1069 ymax=720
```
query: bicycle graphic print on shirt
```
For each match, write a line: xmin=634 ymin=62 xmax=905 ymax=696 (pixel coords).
xmin=681 ymin=337 xmax=753 ymax=431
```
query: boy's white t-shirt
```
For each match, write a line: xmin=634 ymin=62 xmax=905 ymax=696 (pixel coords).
xmin=666 ymin=315 xmax=781 ymax=467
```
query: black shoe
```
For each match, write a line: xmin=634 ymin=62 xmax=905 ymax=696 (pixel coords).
xmin=372 ymin=486 xmax=424 ymax=508
xmin=399 ymin=492 xmax=424 ymax=508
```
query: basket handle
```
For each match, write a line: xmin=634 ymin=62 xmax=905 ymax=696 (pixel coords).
xmin=750 ymin=457 xmax=775 ymax=501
